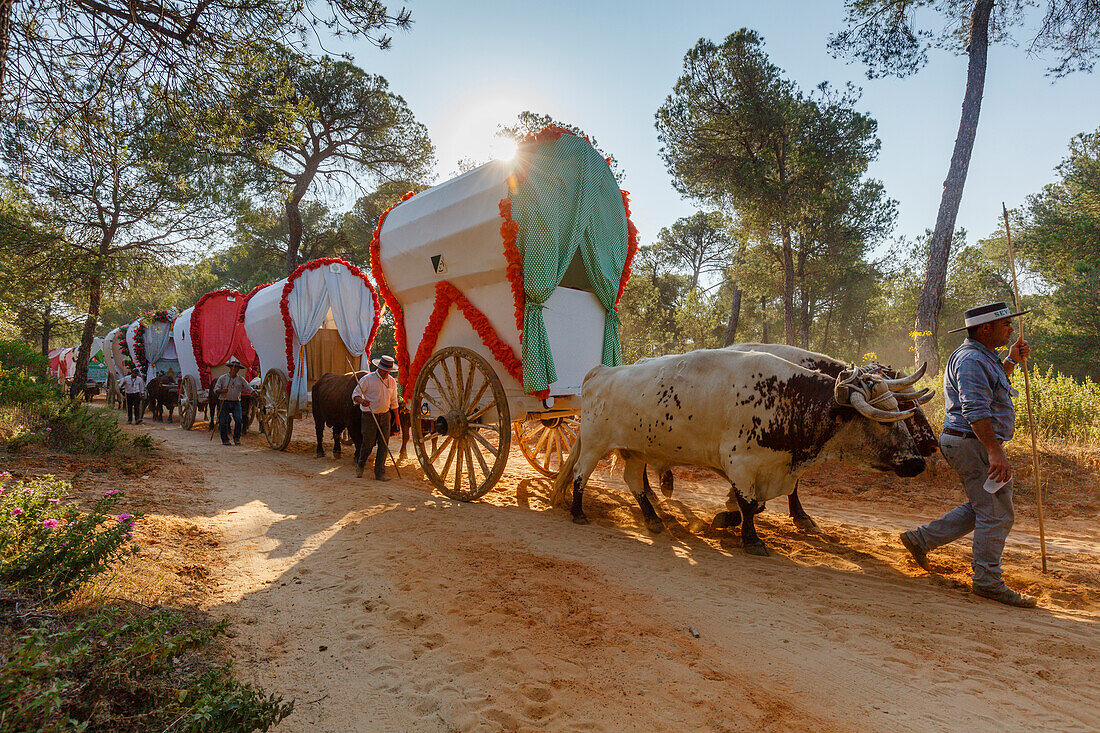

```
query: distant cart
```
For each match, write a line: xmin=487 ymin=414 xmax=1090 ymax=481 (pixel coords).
xmin=243 ymin=258 xmax=381 ymax=450
xmin=102 ymin=327 xmax=130 ymax=408
xmin=373 ymin=126 xmax=637 ymax=501
xmin=126 ymin=310 xmax=180 ymax=383
xmin=174 ymin=289 xmax=260 ymax=431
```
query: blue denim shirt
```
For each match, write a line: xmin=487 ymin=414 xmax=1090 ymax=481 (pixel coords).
xmin=943 ymin=338 xmax=1016 ymax=441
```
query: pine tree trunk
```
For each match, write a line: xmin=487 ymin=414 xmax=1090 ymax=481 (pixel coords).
xmin=914 ymin=0 xmax=993 ymax=375
xmin=760 ymin=296 xmax=769 ymax=343
xmin=284 ymin=169 xmax=316 ymax=276
xmin=70 ymin=274 xmax=101 ymax=399
xmin=780 ymin=225 xmax=797 ymax=345
xmin=723 ymin=284 xmax=742 ymax=346
xmin=799 ymin=288 xmax=810 ymax=349
xmin=40 ymin=303 xmax=51 ymax=356
xmin=0 ymin=0 xmax=14 ymax=95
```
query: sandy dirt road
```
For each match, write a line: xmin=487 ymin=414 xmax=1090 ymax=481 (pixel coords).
xmin=129 ymin=417 xmax=1099 ymax=732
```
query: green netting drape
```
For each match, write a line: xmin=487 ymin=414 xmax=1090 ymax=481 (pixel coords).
xmin=510 ymin=133 xmax=629 ymax=394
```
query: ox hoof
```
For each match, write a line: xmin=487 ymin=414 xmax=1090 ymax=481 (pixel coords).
xmin=645 ymin=519 xmax=665 ymax=535
xmin=792 ymin=515 xmax=818 ymax=531
xmin=710 ymin=511 xmax=741 ymax=530
xmin=571 ymin=514 xmax=590 ymax=526
xmin=743 ymin=542 xmax=770 ymax=557
xmin=315 ymin=451 xmax=325 ymax=458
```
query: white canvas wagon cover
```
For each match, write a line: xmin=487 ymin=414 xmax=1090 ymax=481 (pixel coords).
xmin=243 ymin=258 xmax=379 ymax=413
xmin=374 ymin=127 xmax=638 ymax=399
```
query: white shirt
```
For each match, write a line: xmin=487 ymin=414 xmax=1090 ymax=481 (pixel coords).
xmin=122 ymin=375 xmax=146 ymax=394
xmin=353 ymin=371 xmax=398 ymax=414
xmin=214 ymin=373 xmax=250 ymax=401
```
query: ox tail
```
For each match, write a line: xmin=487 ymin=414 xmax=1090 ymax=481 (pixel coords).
xmin=549 ymin=438 xmax=581 ymax=510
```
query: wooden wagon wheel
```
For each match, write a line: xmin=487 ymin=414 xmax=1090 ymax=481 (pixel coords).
xmin=179 ymin=376 xmax=198 ymax=430
xmin=411 ymin=347 xmax=510 ymax=502
xmin=260 ymin=369 xmax=293 ymax=451
xmin=515 ymin=415 xmax=580 ymax=477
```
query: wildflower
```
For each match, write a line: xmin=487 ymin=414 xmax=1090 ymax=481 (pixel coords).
xmin=0 ymin=471 xmax=10 ymax=478
xmin=47 ymin=498 xmax=59 ymax=504
xmin=45 ymin=427 xmax=51 ymax=432
xmin=123 ymin=533 xmax=133 ymax=540
xmin=10 ymin=508 xmax=23 ymax=516
xmin=43 ymin=519 xmax=58 ymax=528
xmin=104 ymin=489 xmax=119 ymax=496
xmin=116 ymin=513 xmax=132 ymax=523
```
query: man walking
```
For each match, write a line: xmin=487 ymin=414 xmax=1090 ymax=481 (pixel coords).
xmin=213 ymin=358 xmax=251 ymax=446
xmin=352 ymin=354 xmax=399 ymax=481
xmin=900 ymin=302 xmax=1037 ymax=608
xmin=122 ymin=365 xmax=146 ymax=425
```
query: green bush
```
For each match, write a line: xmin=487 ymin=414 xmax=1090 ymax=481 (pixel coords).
xmin=1 ymin=373 xmax=122 ymax=455
xmin=0 ymin=606 xmax=293 ymax=732
xmin=0 ymin=475 xmax=139 ymax=602
xmin=0 ymin=341 xmax=48 ymax=379
xmin=1016 ymin=365 xmax=1100 ymax=444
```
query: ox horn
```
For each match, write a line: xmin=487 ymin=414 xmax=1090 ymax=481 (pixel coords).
xmin=849 ymin=391 xmax=916 ymax=423
xmin=883 ymin=362 xmax=927 ymax=390
xmin=893 ymin=387 xmax=934 ymax=404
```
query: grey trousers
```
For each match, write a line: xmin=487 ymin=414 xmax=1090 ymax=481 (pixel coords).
xmin=911 ymin=433 xmax=1015 ymax=590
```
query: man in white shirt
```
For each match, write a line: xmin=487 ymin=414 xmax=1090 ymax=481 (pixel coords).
xmin=213 ymin=358 xmax=251 ymax=446
xmin=121 ymin=365 xmax=146 ymax=425
xmin=352 ymin=354 xmax=399 ymax=480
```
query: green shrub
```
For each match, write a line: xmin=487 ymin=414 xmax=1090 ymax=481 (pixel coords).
xmin=1015 ymin=365 xmax=1100 ymax=444
xmin=0 ymin=475 xmax=139 ymax=602
xmin=131 ymin=433 xmax=154 ymax=451
xmin=0 ymin=606 xmax=293 ymax=732
xmin=0 ymin=368 xmax=63 ymax=405
xmin=0 ymin=341 xmax=48 ymax=379
xmin=1 ymin=388 xmax=122 ymax=455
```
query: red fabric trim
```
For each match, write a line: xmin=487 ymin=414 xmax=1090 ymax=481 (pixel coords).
xmin=407 ymin=281 xmax=548 ymax=398
xmin=134 ymin=322 xmax=147 ymax=371
xmin=616 ymin=189 xmax=639 ymax=308
xmin=370 ymin=191 xmax=417 ymax=392
xmin=497 ymin=197 xmax=526 ymax=334
xmin=278 ymin=258 xmax=381 ymax=394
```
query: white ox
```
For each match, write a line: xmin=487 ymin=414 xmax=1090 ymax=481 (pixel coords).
xmin=552 ymin=349 xmax=925 ymax=555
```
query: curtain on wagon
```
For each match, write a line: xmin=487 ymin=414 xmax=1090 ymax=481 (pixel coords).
xmin=144 ymin=321 xmax=173 ymax=364
xmin=285 ymin=265 xmax=375 ymax=412
xmin=509 ymin=133 xmax=629 ymax=394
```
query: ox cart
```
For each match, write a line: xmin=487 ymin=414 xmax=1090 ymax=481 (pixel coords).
xmin=174 ymin=289 xmax=261 ymax=431
xmin=126 ymin=310 xmax=181 ymax=421
xmin=243 ymin=258 xmax=381 ymax=450
xmin=102 ymin=327 xmax=130 ymax=408
xmin=373 ymin=126 xmax=637 ymax=501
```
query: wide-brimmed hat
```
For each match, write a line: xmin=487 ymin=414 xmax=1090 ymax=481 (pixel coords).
xmin=372 ymin=355 xmax=396 ymax=372
xmin=948 ymin=301 xmax=1031 ymax=334
xmin=226 ymin=357 xmax=243 ymax=368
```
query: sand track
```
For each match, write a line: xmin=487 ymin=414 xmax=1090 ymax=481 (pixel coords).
xmin=128 ymin=418 xmax=1098 ymax=732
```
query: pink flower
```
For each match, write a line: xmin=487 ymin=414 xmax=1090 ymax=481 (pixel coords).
xmin=123 ymin=533 xmax=132 ymax=540
xmin=47 ymin=498 xmax=59 ymax=503
xmin=0 ymin=471 xmax=10 ymax=478
xmin=116 ymin=514 xmax=132 ymax=523
xmin=43 ymin=519 xmax=58 ymax=528
xmin=104 ymin=490 xmax=119 ymax=496
xmin=10 ymin=508 xmax=23 ymax=516
xmin=45 ymin=427 xmax=51 ymax=432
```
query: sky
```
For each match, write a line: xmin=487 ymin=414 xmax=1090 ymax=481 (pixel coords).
xmin=328 ymin=0 xmax=1100 ymax=254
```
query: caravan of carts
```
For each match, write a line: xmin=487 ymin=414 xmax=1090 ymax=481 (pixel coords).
xmin=86 ymin=127 xmax=636 ymax=502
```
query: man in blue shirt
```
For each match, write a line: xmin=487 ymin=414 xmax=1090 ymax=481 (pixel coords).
xmin=900 ymin=302 xmax=1037 ymax=608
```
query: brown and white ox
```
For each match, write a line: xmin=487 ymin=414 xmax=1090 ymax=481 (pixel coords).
xmin=552 ymin=349 xmax=926 ymax=555
xmin=651 ymin=344 xmax=938 ymax=530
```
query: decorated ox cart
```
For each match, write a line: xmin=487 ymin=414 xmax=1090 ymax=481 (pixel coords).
xmin=372 ymin=126 xmax=637 ymax=501
xmin=243 ymin=258 xmax=381 ymax=450
xmin=74 ymin=338 xmax=109 ymax=399
xmin=47 ymin=347 xmax=75 ymax=386
xmin=173 ymin=289 xmax=261 ymax=430
xmin=126 ymin=310 xmax=180 ymax=382
xmin=102 ymin=327 xmax=130 ymax=408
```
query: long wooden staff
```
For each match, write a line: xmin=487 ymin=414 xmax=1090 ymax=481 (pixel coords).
xmin=1002 ymin=203 xmax=1048 ymax=573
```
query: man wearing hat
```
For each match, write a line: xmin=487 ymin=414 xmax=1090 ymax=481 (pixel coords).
xmin=214 ymin=358 xmax=251 ymax=446
xmin=900 ymin=302 xmax=1036 ymax=607
xmin=352 ymin=354 xmax=399 ymax=480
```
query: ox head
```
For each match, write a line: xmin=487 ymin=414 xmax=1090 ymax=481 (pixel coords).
xmin=866 ymin=362 xmax=939 ymax=457
xmin=830 ymin=366 xmax=926 ymax=478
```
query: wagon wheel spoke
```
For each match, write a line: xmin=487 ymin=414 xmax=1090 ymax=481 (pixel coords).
xmin=463 ymin=374 xmax=490 ymax=416
xmin=440 ymin=439 xmax=459 ymax=480
xmin=462 ymin=362 xmax=478 ymax=411
xmin=468 ymin=436 xmax=491 ymax=476
xmin=438 ymin=358 xmax=461 ymax=409
xmin=468 ymin=426 xmax=500 ymax=457
xmin=464 ymin=439 xmax=478 ymax=491
xmin=428 ymin=372 xmax=455 ymax=411
xmin=453 ymin=356 xmax=467 ymax=403
xmin=468 ymin=400 xmax=498 ymax=423
xmin=421 ymin=389 xmax=448 ymax=415
xmin=428 ymin=435 xmax=453 ymax=464
xmin=453 ymin=443 xmax=464 ymax=496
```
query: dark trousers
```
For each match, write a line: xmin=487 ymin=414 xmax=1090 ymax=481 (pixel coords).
xmin=126 ymin=394 xmax=142 ymax=423
xmin=219 ymin=400 xmax=243 ymax=444
xmin=357 ymin=410 xmax=391 ymax=477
